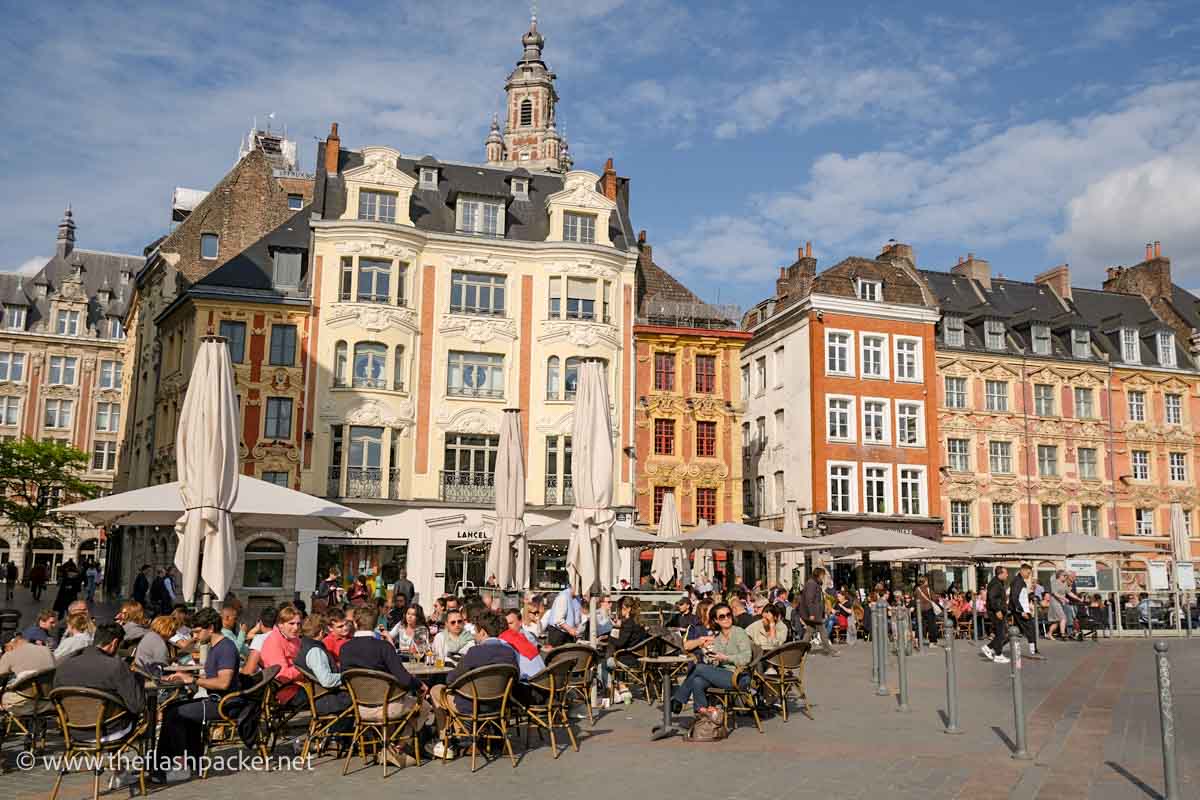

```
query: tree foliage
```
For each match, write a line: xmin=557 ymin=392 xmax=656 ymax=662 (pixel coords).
xmin=0 ymin=438 xmax=102 ymax=545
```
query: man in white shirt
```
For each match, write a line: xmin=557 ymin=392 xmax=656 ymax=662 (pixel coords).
xmin=432 ymin=610 xmax=473 ymax=662
xmin=542 ymin=586 xmax=581 ymax=647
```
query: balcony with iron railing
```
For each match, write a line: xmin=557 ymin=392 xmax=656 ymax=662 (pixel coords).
xmin=327 ymin=466 xmax=386 ymax=499
xmin=389 ymin=468 xmax=402 ymax=498
xmin=439 ymin=470 xmax=496 ymax=504
xmin=448 ymin=304 xmax=506 ymax=317
xmin=544 ymin=474 xmax=574 ymax=506
xmin=447 ymin=385 xmax=504 ymax=400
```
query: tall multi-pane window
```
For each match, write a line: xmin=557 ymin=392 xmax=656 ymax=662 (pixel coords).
xmin=1169 ymin=452 xmax=1187 ymax=482
xmin=0 ymin=397 xmax=19 ymax=425
xmin=897 ymin=402 xmax=921 ymax=445
xmin=827 ymin=397 xmax=852 ymax=441
xmin=1165 ymin=393 xmax=1183 ymax=425
xmin=1037 ymin=445 xmax=1058 ymax=477
xmin=829 ymin=465 xmax=853 ymax=513
xmin=695 ymin=354 xmax=716 ymax=393
xmin=654 ymin=419 xmax=675 ymax=455
xmin=443 ymin=433 xmax=499 ymax=484
xmin=755 ymin=417 xmax=767 ymax=448
xmin=1074 ymin=387 xmax=1094 ymax=418
xmin=985 ymin=320 xmax=1006 ymax=350
xmin=446 ymin=351 xmax=504 ymax=398
xmin=862 ymin=400 xmax=886 ymax=443
xmin=944 ymin=316 xmax=965 ymax=347
xmin=654 ymin=352 xmax=675 ymax=391
xmin=220 ymin=321 xmax=246 ymax=363
xmin=826 ymin=331 xmax=852 ymax=375
xmin=947 ymin=438 xmax=970 ymax=472
xmin=772 ymin=346 xmax=785 ymax=387
xmin=1041 ymin=504 xmax=1061 ymax=536
xmin=696 ymin=487 xmax=717 ymax=526
xmin=1128 ymin=390 xmax=1145 ymax=422
xmin=1031 ymin=324 xmax=1051 ymax=355
xmin=95 ymin=402 xmax=120 ymax=433
xmin=99 ymin=360 xmax=122 ymax=389
xmin=696 ymin=421 xmax=717 ymax=457
xmin=1158 ymin=331 xmax=1176 ymax=367
xmin=950 ymin=501 xmax=971 ymax=536
xmin=774 ymin=409 xmax=785 ymax=440
xmin=652 ymin=486 xmax=670 ymax=524
xmin=945 ymin=376 xmax=967 ymax=409
xmin=0 ymin=353 xmax=25 ymax=383
xmin=755 ymin=477 xmax=766 ymax=516
xmin=544 ymin=435 xmax=573 ymax=504
xmin=992 ymin=502 xmax=1013 ymax=537
xmin=861 ymin=335 xmax=885 ymax=378
xmin=741 ymin=422 xmax=750 ymax=450
xmin=740 ymin=366 xmax=750 ymax=401
xmin=1033 ymin=384 xmax=1055 ymax=416
xmin=357 ymin=259 xmax=391 ymax=303
xmin=1131 ymin=450 xmax=1150 ymax=480
xmin=458 ymin=198 xmax=502 ymax=237
xmin=742 ymin=480 xmax=754 ymax=517
xmin=1072 ymin=328 xmax=1091 ymax=359
xmin=92 ymin=441 xmax=117 ymax=471
xmin=358 ymin=190 xmax=397 ymax=223
xmin=562 ymin=212 xmax=596 ymax=244
xmin=264 ymin=397 xmax=293 ymax=439
xmin=5 ymin=306 xmax=26 ymax=331
xmin=1135 ymin=508 xmax=1154 ymax=536
xmin=56 ymin=310 xmax=80 ymax=336
xmin=48 ymin=356 xmax=77 ymax=386
xmin=864 ymin=466 xmax=888 ymax=514
xmin=894 ymin=338 xmax=919 ymax=380
xmin=44 ymin=399 xmax=72 ymax=429
xmin=773 ymin=471 xmax=785 ymax=513
xmin=755 ymin=357 xmax=767 ymax=394
xmin=1121 ymin=329 xmax=1140 ymax=363
xmin=1081 ymin=505 xmax=1101 ymax=535
xmin=899 ymin=468 xmax=923 ymax=515
xmin=989 ymin=441 xmax=1013 ymax=473
xmin=1078 ymin=447 xmax=1098 ymax=480
xmin=269 ymin=325 xmax=297 ymax=366
xmin=985 ymin=380 xmax=1008 ymax=411
xmin=352 ymin=342 xmax=388 ymax=388
xmin=450 ymin=272 xmax=505 ymax=315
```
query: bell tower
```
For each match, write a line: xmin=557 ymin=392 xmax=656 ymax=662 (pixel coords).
xmin=484 ymin=15 xmax=566 ymax=171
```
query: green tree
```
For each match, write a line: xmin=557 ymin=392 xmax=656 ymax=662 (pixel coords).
xmin=0 ymin=438 xmax=102 ymax=570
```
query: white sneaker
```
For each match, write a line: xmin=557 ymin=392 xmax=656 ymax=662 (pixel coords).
xmin=992 ymin=654 xmax=1010 ymax=664
xmin=980 ymin=645 xmax=994 ymax=660
xmin=431 ymin=741 xmax=456 ymax=760
xmin=163 ymin=768 xmax=191 ymax=783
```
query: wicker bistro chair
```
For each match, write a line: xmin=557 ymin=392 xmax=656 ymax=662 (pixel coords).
xmin=0 ymin=609 xmax=21 ymax=642
xmin=341 ymin=668 xmax=425 ymax=778
xmin=199 ymin=664 xmax=279 ymax=777
xmin=640 ymin=638 xmax=690 ymax=704
xmin=609 ymin=635 xmax=666 ymax=704
xmin=263 ymin=674 xmax=311 ymax=753
xmin=512 ymin=659 xmax=577 ymax=758
xmin=440 ymin=663 xmax=520 ymax=772
xmin=293 ymin=664 xmax=353 ymax=760
xmin=47 ymin=687 xmax=149 ymax=800
xmin=704 ymin=657 xmax=764 ymax=736
xmin=754 ymin=641 xmax=813 ymax=722
xmin=545 ymin=644 xmax=598 ymax=726
xmin=1 ymin=666 xmax=56 ymax=752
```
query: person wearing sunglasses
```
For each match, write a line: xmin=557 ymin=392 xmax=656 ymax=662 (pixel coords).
xmin=670 ymin=602 xmax=752 ymax=716
xmin=432 ymin=610 xmax=474 ymax=663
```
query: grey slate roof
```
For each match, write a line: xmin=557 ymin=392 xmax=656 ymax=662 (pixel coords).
xmin=190 ymin=207 xmax=311 ymax=300
xmin=5 ymin=248 xmax=140 ymax=335
xmin=314 ymin=143 xmax=633 ymax=251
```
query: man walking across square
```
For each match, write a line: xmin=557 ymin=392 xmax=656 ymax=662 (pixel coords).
xmin=980 ymin=565 xmax=1010 ymax=664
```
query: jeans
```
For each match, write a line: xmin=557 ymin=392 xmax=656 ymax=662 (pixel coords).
xmin=672 ymin=664 xmax=747 ymax=710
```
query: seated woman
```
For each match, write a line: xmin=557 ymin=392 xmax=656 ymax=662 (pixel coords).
xmin=116 ymin=600 xmax=149 ymax=643
xmin=670 ymin=602 xmax=753 ymax=716
xmin=745 ymin=603 xmax=787 ymax=650
xmin=53 ymin=611 xmax=95 ymax=659
xmin=260 ymin=605 xmax=304 ymax=707
xmin=605 ymin=597 xmax=650 ymax=703
xmin=387 ymin=604 xmax=429 ymax=658
xmin=134 ymin=615 xmax=181 ymax=671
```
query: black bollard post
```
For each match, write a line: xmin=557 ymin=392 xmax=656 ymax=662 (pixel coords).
xmin=875 ymin=602 xmax=889 ymax=696
xmin=1154 ymin=642 xmax=1180 ymax=800
xmin=914 ymin=597 xmax=924 ymax=653
xmin=943 ymin=605 xmax=963 ymax=735
xmin=871 ymin=604 xmax=880 ymax=684
xmin=971 ymin=603 xmax=979 ymax=643
xmin=896 ymin=612 xmax=911 ymax=712
xmin=1009 ymin=624 xmax=1031 ymax=760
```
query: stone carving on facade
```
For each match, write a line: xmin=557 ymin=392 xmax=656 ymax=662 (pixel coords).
xmin=438 ymin=315 xmax=518 ymax=344
xmin=251 ymin=441 xmax=301 ymax=464
xmin=43 ymin=385 xmax=79 ymax=400
xmin=538 ymin=321 xmax=618 ymax=348
xmin=535 ymin=411 xmax=574 ymax=435
xmin=334 ymin=240 xmax=417 ymax=261
xmin=435 ymin=407 xmax=499 ymax=434
xmin=447 ymin=253 xmax=514 ymax=274
xmin=344 ymin=147 xmax=414 ymax=189
xmin=1128 ymin=486 xmax=1164 ymax=507
xmin=544 ymin=260 xmax=619 ymax=280
xmin=334 ymin=397 xmax=414 ymax=430
xmin=1125 ymin=422 xmax=1156 ymax=441
xmin=325 ymin=303 xmax=418 ymax=333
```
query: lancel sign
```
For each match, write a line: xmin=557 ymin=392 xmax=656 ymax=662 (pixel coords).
xmin=455 ymin=529 xmax=490 ymax=540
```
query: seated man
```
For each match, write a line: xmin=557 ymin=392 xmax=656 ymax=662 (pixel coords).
xmin=499 ymin=608 xmax=545 ymax=679
xmin=297 ymin=612 xmax=352 ymax=734
xmin=431 ymin=609 xmax=473 ymax=663
xmin=156 ymin=607 xmax=239 ymax=783
xmin=52 ymin=623 xmax=145 ymax=740
xmin=429 ymin=610 xmax=516 ymax=760
xmin=0 ymin=633 xmax=56 ymax=722
xmin=21 ymin=609 xmax=58 ymax=648
xmin=321 ymin=608 xmax=353 ymax=666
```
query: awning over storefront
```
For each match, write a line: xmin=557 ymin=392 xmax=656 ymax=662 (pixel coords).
xmin=820 ymin=515 xmax=944 ymax=541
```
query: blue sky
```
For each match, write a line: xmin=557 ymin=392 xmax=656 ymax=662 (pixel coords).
xmin=2 ymin=0 xmax=1199 ymax=311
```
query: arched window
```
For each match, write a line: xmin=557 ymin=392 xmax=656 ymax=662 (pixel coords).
xmin=353 ymin=342 xmax=387 ymax=389
xmin=546 ymin=356 xmax=560 ymax=400
xmin=520 ymin=99 xmax=533 ymax=127
xmin=564 ymin=357 xmax=582 ymax=400
xmin=393 ymin=345 xmax=406 ymax=391
xmin=244 ymin=538 xmax=285 ymax=588
xmin=334 ymin=341 xmax=348 ymax=387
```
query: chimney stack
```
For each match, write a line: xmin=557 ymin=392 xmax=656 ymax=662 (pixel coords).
xmin=951 ymin=252 xmax=992 ymax=290
xmin=601 ymin=157 xmax=618 ymax=201
xmin=878 ymin=241 xmax=914 ymax=263
xmin=324 ymin=122 xmax=341 ymax=174
xmin=805 ymin=241 xmax=812 ymax=258
xmin=1154 ymin=241 xmax=1162 ymax=259
xmin=1146 ymin=243 xmax=1154 ymax=261
xmin=1034 ymin=264 xmax=1072 ymax=301
xmin=637 ymin=229 xmax=652 ymax=266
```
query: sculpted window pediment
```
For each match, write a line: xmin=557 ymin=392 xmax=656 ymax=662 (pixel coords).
xmin=447 ymin=253 xmax=514 ymax=274
xmin=546 ymin=171 xmax=616 ymax=213
xmin=979 ymin=363 xmax=1021 ymax=379
xmin=538 ymin=321 xmax=619 ymax=349
xmin=434 ymin=407 xmax=499 ymax=435
xmin=325 ymin=303 xmax=419 ymax=334
xmin=1121 ymin=374 xmax=1153 ymax=390
xmin=344 ymin=147 xmax=416 ymax=190
xmin=334 ymin=240 xmax=417 ymax=260
xmin=439 ymin=315 xmax=518 ymax=345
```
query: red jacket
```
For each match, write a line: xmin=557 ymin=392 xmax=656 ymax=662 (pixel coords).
xmin=260 ymin=627 xmax=302 ymax=703
xmin=322 ymin=631 xmax=349 ymax=665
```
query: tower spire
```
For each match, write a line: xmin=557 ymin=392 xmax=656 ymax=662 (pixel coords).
xmin=56 ymin=204 xmax=76 ymax=258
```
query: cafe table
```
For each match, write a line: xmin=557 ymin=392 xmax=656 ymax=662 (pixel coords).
xmin=405 ymin=663 xmax=453 ymax=680
xmin=640 ymin=655 xmax=692 ymax=740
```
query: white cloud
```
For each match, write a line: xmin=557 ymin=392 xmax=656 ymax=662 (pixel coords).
xmin=656 ymin=216 xmax=791 ymax=288
xmin=1 ymin=257 xmax=50 ymax=275
xmin=1082 ymin=2 xmax=1162 ymax=46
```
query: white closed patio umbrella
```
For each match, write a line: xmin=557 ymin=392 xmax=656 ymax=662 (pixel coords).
xmin=173 ymin=337 xmax=240 ymax=603
xmin=690 ymin=519 xmax=714 ymax=588
xmin=650 ymin=492 xmax=683 ymax=586
xmin=486 ymin=409 xmax=527 ymax=590
xmin=1170 ymin=503 xmax=1190 ymax=629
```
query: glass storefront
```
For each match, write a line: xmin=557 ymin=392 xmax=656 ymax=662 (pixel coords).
xmin=316 ymin=538 xmax=408 ymax=596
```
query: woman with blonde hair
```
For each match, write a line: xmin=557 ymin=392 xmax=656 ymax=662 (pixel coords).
xmin=54 ymin=612 xmax=95 ymax=659
xmin=134 ymin=614 xmax=181 ymax=670
xmin=116 ymin=600 xmax=149 ymax=641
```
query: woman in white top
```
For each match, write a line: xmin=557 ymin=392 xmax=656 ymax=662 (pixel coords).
xmin=387 ymin=604 xmax=429 ymax=656
xmin=53 ymin=612 xmax=95 ymax=659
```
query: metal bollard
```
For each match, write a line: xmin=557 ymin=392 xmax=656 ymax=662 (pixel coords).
xmin=871 ymin=604 xmax=880 ymax=684
xmin=1107 ymin=602 xmax=1115 ymax=639
xmin=1188 ymin=594 xmax=1194 ymax=638
xmin=1148 ymin=601 xmax=1154 ymax=637
xmin=914 ymin=600 xmax=924 ymax=653
xmin=943 ymin=606 xmax=963 ymax=734
xmin=1154 ymin=642 xmax=1180 ymax=800
xmin=1009 ymin=624 xmax=1031 ymax=760
xmin=876 ymin=603 xmax=890 ymax=696
xmin=971 ymin=604 xmax=979 ymax=643
xmin=896 ymin=612 xmax=911 ymax=712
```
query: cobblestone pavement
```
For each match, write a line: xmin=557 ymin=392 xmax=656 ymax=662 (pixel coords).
xmin=2 ymin=594 xmax=1196 ymax=800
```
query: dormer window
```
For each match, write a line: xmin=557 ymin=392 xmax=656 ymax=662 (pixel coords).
xmin=200 ymin=233 xmax=220 ymax=260
xmin=1158 ymin=331 xmax=1177 ymax=367
xmin=457 ymin=197 xmax=504 ymax=237
xmin=563 ymin=212 xmax=596 ymax=244
xmin=357 ymin=190 xmax=397 ymax=224
xmin=856 ymin=279 xmax=881 ymax=302
xmin=511 ymin=178 xmax=528 ymax=200
xmin=4 ymin=306 xmax=25 ymax=331
xmin=944 ymin=316 xmax=965 ymax=347
xmin=1071 ymin=328 xmax=1091 ymax=359
xmin=985 ymin=319 xmax=1006 ymax=351
xmin=55 ymin=310 xmax=80 ymax=336
xmin=419 ymin=168 xmax=438 ymax=190
xmin=272 ymin=249 xmax=303 ymax=291
xmin=1120 ymin=328 xmax=1141 ymax=363
xmin=1031 ymin=323 xmax=1051 ymax=355
xmin=109 ymin=318 xmax=125 ymax=340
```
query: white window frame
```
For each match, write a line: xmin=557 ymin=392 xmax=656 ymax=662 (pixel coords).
xmin=510 ymin=178 xmax=528 ymax=200
xmin=56 ymin=310 xmax=80 ymax=336
xmin=826 ymin=461 xmax=858 ymax=514
xmin=1169 ymin=452 xmax=1187 ymax=483
xmin=1158 ymin=331 xmax=1176 ymax=367
xmin=1031 ymin=323 xmax=1051 ymax=355
xmin=896 ymin=400 xmax=924 ymax=447
xmin=1033 ymin=383 xmax=1056 ymax=416
xmin=1037 ymin=444 xmax=1058 ymax=477
xmin=825 ymin=329 xmax=855 ymax=377
xmin=898 ymin=466 xmax=927 ymax=517
xmin=44 ymin=398 xmax=72 ymax=429
xmin=419 ymin=167 xmax=438 ymax=190
xmin=893 ymin=336 xmax=922 ymax=382
xmin=985 ymin=380 xmax=1008 ymax=412
xmin=740 ymin=365 xmax=750 ymax=402
xmin=992 ymin=502 xmax=1014 ymax=537
xmin=1131 ymin=449 xmax=1150 ymax=481
xmin=1081 ymin=505 xmax=1101 ymax=536
xmin=950 ymin=500 xmax=971 ymax=536
xmin=860 ymin=333 xmax=888 ymax=380
xmin=860 ymin=397 xmax=889 ymax=445
xmin=945 ymin=376 xmax=967 ymax=409
xmin=563 ymin=211 xmax=596 ymax=244
xmin=1135 ymin=508 xmax=1154 ymax=536
xmin=99 ymin=360 xmax=122 ymax=390
xmin=944 ymin=316 xmax=965 ymax=347
xmin=1041 ymin=504 xmax=1062 ymax=536
xmin=1074 ymin=387 xmax=1094 ymax=418
xmin=0 ymin=352 xmax=25 ymax=383
xmin=985 ymin=319 xmax=1006 ymax=351
xmin=1165 ymin=393 xmax=1183 ymax=425
xmin=5 ymin=305 xmax=26 ymax=331
xmin=0 ymin=396 xmax=18 ymax=426
xmin=826 ymin=395 xmax=856 ymax=443
xmin=755 ymin=357 xmax=767 ymax=395
xmin=1071 ymin=328 xmax=1091 ymax=359
xmin=48 ymin=356 xmax=77 ymax=386
xmin=856 ymin=278 xmax=881 ymax=301
xmin=1128 ymin=390 xmax=1145 ymax=422
xmin=1121 ymin=328 xmax=1140 ymax=363
xmin=94 ymin=402 xmax=120 ymax=433
xmin=947 ymin=438 xmax=970 ymax=472
xmin=862 ymin=463 xmax=891 ymax=515
xmin=457 ymin=196 xmax=504 ymax=237
xmin=772 ymin=346 xmax=785 ymax=388
xmin=989 ymin=440 xmax=1013 ymax=474
xmin=1078 ymin=447 xmax=1099 ymax=480
xmin=358 ymin=190 xmax=397 ymax=224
